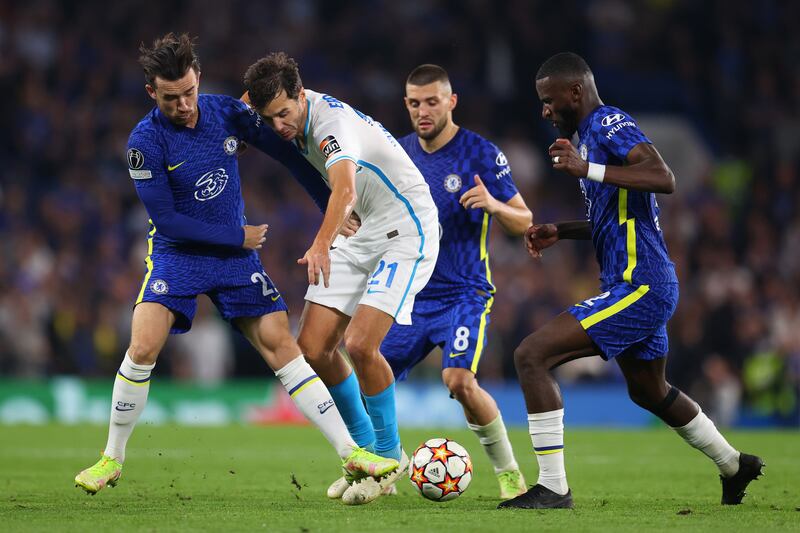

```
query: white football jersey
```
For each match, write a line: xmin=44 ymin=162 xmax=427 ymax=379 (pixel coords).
xmin=296 ymin=90 xmax=436 ymax=240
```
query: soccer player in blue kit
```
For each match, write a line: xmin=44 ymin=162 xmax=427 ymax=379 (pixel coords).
xmin=379 ymin=64 xmax=532 ymax=498
xmin=74 ymin=34 xmax=398 ymax=497
xmin=498 ymin=52 xmax=763 ymax=509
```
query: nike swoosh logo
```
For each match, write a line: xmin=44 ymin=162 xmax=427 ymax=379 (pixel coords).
xmin=319 ymin=403 xmax=334 ymax=414
xmin=449 ymin=352 xmax=467 ymax=358
xmin=115 ymin=406 xmax=135 ymax=412
xmin=366 ymin=289 xmax=385 ymax=294
xmin=574 ymin=304 xmax=589 ymax=309
xmin=167 ymin=161 xmax=187 ymax=171
xmin=271 ymin=294 xmax=281 ymax=301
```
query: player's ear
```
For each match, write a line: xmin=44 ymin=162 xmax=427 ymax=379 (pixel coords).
xmin=145 ymin=84 xmax=157 ymax=101
xmin=449 ymin=93 xmax=458 ymax=111
xmin=571 ymin=82 xmax=583 ymax=102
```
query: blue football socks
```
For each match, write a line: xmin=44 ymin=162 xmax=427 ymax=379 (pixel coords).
xmin=364 ymin=381 xmax=402 ymax=461
xmin=328 ymin=370 xmax=376 ymax=450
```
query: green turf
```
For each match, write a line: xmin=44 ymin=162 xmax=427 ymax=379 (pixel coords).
xmin=0 ymin=424 xmax=797 ymax=532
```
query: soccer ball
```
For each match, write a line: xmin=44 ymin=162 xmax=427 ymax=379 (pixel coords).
xmin=409 ymin=438 xmax=472 ymax=501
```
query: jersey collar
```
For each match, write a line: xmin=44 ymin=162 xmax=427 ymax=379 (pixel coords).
xmin=578 ymin=105 xmax=604 ymax=138
xmin=294 ymin=97 xmax=312 ymax=154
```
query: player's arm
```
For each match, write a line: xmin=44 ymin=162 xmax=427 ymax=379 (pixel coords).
xmin=524 ymin=220 xmax=591 ymax=259
xmin=135 ymin=183 xmax=268 ymax=249
xmin=549 ymin=139 xmax=674 ymax=193
xmin=232 ymin=95 xmax=330 ymax=212
xmin=128 ymin=132 xmax=263 ymax=249
xmin=459 ymin=175 xmax=532 ymax=236
xmin=299 ymin=159 xmax=357 ymax=287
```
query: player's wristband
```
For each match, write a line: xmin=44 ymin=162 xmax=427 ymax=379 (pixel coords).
xmin=587 ymin=163 xmax=606 ymax=182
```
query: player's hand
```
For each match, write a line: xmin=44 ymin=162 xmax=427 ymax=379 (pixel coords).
xmin=459 ymin=175 xmax=500 ymax=214
xmin=549 ymin=138 xmax=589 ymax=179
xmin=339 ymin=212 xmax=361 ymax=238
xmin=525 ymin=223 xmax=558 ymax=258
xmin=243 ymin=224 xmax=268 ymax=250
xmin=298 ymin=240 xmax=331 ymax=287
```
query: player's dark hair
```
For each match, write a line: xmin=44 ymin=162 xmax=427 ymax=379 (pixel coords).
xmin=138 ymin=33 xmax=201 ymax=87
xmin=406 ymin=64 xmax=450 ymax=87
xmin=535 ymin=52 xmax=592 ymax=81
xmin=244 ymin=52 xmax=303 ymax=109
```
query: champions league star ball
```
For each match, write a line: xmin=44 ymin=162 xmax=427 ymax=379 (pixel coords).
xmin=409 ymin=438 xmax=472 ymax=501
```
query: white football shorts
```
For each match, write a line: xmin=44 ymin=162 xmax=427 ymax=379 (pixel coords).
xmin=305 ymin=208 xmax=439 ymax=325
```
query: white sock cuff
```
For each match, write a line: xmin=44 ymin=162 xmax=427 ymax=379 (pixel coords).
xmin=673 ymin=408 xmax=704 ymax=432
xmin=274 ymin=355 xmax=315 ymax=388
xmin=467 ymin=414 xmax=505 ymax=443
xmin=528 ymin=409 xmax=564 ymax=422
xmin=119 ymin=352 xmax=154 ymax=382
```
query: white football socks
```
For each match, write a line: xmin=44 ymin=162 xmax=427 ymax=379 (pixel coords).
xmin=468 ymin=414 xmax=519 ymax=474
xmin=528 ymin=409 xmax=569 ymax=495
xmin=275 ymin=355 xmax=357 ymax=459
xmin=672 ymin=409 xmax=740 ymax=477
xmin=104 ymin=352 xmax=154 ymax=463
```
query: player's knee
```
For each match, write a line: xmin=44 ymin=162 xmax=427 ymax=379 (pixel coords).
xmin=513 ymin=341 xmax=545 ymax=375
xmin=297 ymin=332 xmax=323 ymax=361
xmin=343 ymin=333 xmax=376 ymax=364
xmin=443 ymin=371 xmax=478 ymax=401
xmin=126 ymin=343 xmax=159 ymax=365
xmin=626 ymin=383 xmax=661 ymax=411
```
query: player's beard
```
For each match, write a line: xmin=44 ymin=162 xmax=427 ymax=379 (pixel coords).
xmin=556 ymin=107 xmax=579 ymax=138
xmin=415 ymin=115 xmax=448 ymax=141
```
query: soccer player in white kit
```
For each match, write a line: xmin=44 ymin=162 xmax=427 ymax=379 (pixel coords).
xmin=244 ymin=53 xmax=439 ymax=504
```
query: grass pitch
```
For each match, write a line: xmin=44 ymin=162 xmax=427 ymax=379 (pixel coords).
xmin=1 ymin=424 xmax=798 ymax=532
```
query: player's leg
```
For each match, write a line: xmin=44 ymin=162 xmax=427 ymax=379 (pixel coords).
xmin=443 ymin=368 xmax=526 ymax=498
xmin=343 ymin=304 xmax=400 ymax=459
xmin=338 ymin=304 xmax=410 ymax=503
xmin=497 ymin=312 xmax=596 ymax=509
xmin=75 ymin=302 xmax=175 ymax=494
xmin=438 ymin=296 xmax=525 ymax=498
xmin=297 ymin=302 xmax=377 ymax=452
xmin=617 ymin=355 xmax=764 ymax=504
xmin=237 ymin=312 xmax=354 ymax=459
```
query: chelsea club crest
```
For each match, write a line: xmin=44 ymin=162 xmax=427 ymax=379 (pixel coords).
xmin=444 ymin=174 xmax=462 ymax=193
xmin=223 ymin=136 xmax=239 ymax=155
xmin=150 ymin=279 xmax=169 ymax=294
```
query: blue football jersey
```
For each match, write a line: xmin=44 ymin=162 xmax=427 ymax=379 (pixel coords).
xmin=399 ymin=128 xmax=518 ymax=297
xmin=126 ymin=94 xmax=327 ymax=256
xmin=576 ymin=105 xmax=677 ymax=287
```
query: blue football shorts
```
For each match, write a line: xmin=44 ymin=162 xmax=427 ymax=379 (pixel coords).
xmin=568 ymin=282 xmax=679 ymax=360
xmin=381 ymin=292 xmax=493 ymax=380
xmin=135 ymin=250 xmax=287 ymax=334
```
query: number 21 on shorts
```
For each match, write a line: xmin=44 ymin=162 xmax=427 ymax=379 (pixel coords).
xmin=367 ymin=260 xmax=398 ymax=293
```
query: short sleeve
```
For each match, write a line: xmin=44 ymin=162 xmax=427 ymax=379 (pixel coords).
xmin=311 ymin=99 xmax=361 ymax=170
xmin=479 ymin=144 xmax=518 ymax=203
xmin=595 ymin=109 xmax=651 ymax=161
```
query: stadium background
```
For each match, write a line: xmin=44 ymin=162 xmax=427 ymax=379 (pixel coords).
xmin=0 ymin=0 xmax=797 ymax=429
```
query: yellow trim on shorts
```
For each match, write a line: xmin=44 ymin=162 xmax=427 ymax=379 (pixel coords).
xmin=135 ymin=222 xmax=157 ymax=304
xmin=290 ymin=377 xmax=321 ymax=398
xmin=470 ymin=295 xmax=494 ymax=373
xmin=579 ymin=284 xmax=650 ymax=329
xmin=471 ymin=212 xmax=496 ymax=373
xmin=618 ymin=189 xmax=638 ymax=283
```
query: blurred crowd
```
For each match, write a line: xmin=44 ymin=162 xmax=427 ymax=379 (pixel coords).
xmin=0 ymin=0 xmax=798 ymax=425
